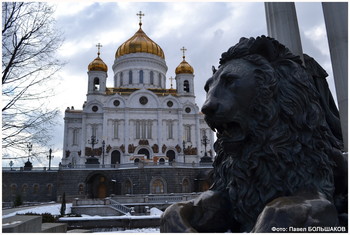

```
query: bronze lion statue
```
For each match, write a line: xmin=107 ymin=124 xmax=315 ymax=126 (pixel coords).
xmin=160 ymin=36 xmax=347 ymax=232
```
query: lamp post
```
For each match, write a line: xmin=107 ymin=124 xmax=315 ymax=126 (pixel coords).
xmin=200 ymin=134 xmax=212 ymax=163
xmin=47 ymin=148 xmax=54 ymax=170
xmin=201 ymin=135 xmax=209 ymax=157
xmin=86 ymin=135 xmax=100 ymax=165
xmin=182 ymin=140 xmax=186 ymax=163
xmin=27 ymin=143 xmax=32 ymax=161
xmin=88 ymin=135 xmax=98 ymax=158
xmin=102 ymin=140 xmax=105 ymax=166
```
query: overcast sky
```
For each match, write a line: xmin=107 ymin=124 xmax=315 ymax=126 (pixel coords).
xmin=6 ymin=1 xmax=337 ymax=167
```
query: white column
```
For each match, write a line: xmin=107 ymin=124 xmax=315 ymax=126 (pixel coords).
xmin=124 ymin=109 xmax=130 ymax=161
xmin=322 ymin=2 xmax=348 ymax=151
xmin=157 ymin=109 xmax=162 ymax=149
xmin=81 ymin=114 xmax=87 ymax=162
xmin=265 ymin=2 xmax=304 ymax=63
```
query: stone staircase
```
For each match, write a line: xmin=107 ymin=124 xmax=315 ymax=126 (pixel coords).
xmin=108 ymin=198 xmax=131 ymax=215
xmin=2 ymin=215 xmax=67 ymax=233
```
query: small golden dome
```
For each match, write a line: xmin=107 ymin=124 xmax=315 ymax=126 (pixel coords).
xmin=175 ymin=56 xmax=194 ymax=75
xmin=88 ymin=54 xmax=108 ymax=72
xmin=115 ymin=25 xmax=165 ymax=59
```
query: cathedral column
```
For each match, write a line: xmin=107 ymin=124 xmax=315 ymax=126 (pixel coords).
xmin=62 ymin=116 xmax=68 ymax=163
xmin=81 ymin=113 xmax=87 ymax=163
xmin=322 ymin=2 xmax=348 ymax=151
xmin=265 ymin=2 xmax=304 ymax=63
xmin=157 ymin=109 xmax=162 ymax=150
xmin=124 ymin=109 xmax=130 ymax=162
xmin=178 ymin=109 xmax=184 ymax=162
xmin=102 ymin=110 xmax=108 ymax=164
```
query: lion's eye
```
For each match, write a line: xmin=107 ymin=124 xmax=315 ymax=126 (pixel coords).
xmin=221 ymin=73 xmax=239 ymax=84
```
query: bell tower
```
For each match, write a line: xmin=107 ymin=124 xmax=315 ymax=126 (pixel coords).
xmin=175 ymin=47 xmax=194 ymax=97
xmin=87 ymin=43 xmax=108 ymax=94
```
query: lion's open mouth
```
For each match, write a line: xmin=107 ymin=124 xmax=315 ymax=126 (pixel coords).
xmin=205 ymin=117 xmax=245 ymax=141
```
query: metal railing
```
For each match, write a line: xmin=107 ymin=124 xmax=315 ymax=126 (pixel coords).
xmin=2 ymin=167 xmax=59 ymax=171
xmin=2 ymin=162 xmax=213 ymax=171
xmin=108 ymin=198 xmax=131 ymax=214
xmin=59 ymin=161 xmax=213 ymax=170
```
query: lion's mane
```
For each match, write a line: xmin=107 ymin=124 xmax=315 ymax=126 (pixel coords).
xmin=210 ymin=36 xmax=343 ymax=232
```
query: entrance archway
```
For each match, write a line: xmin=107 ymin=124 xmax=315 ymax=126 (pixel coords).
xmin=138 ymin=148 xmax=150 ymax=159
xmin=111 ymin=150 xmax=121 ymax=165
xmin=166 ymin=150 xmax=175 ymax=162
xmin=86 ymin=173 xmax=108 ymax=199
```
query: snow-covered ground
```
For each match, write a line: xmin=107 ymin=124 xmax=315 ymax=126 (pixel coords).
xmin=2 ymin=203 xmax=162 ymax=233
xmin=2 ymin=203 xmax=72 ymax=219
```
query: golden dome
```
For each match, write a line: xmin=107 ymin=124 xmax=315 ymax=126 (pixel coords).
xmin=88 ymin=53 xmax=108 ymax=72
xmin=115 ymin=24 xmax=165 ymax=59
xmin=175 ymin=56 xmax=194 ymax=75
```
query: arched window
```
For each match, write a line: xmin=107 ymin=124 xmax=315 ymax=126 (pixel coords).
xmin=150 ymin=71 xmax=154 ymax=85
xmin=111 ymin=150 xmax=121 ymax=165
xmin=166 ymin=150 xmax=176 ymax=162
xmin=120 ymin=72 xmax=123 ymax=87
xmin=33 ymin=184 xmax=39 ymax=194
xmin=138 ymin=148 xmax=150 ymax=159
xmin=47 ymin=184 xmax=53 ymax=195
xmin=182 ymin=179 xmax=191 ymax=193
xmin=184 ymin=80 xmax=190 ymax=92
xmin=124 ymin=179 xmax=132 ymax=194
xmin=72 ymin=129 xmax=79 ymax=145
xmin=139 ymin=70 xmax=144 ymax=83
xmin=158 ymin=74 xmax=162 ymax=87
xmin=22 ymin=184 xmax=28 ymax=194
xmin=159 ymin=158 xmax=165 ymax=165
xmin=151 ymin=179 xmax=164 ymax=194
xmin=129 ymin=70 xmax=133 ymax=84
xmin=94 ymin=77 xmax=100 ymax=91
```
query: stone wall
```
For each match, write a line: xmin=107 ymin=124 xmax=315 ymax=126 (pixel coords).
xmin=2 ymin=171 xmax=58 ymax=203
xmin=3 ymin=166 xmax=212 ymax=203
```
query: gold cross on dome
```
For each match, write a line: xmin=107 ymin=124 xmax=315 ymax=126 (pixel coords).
xmin=180 ymin=46 xmax=187 ymax=59
xmin=96 ymin=43 xmax=103 ymax=55
xmin=169 ymin=76 xmax=174 ymax=88
xmin=137 ymin=11 xmax=145 ymax=25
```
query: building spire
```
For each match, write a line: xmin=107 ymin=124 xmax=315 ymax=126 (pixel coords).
xmin=180 ymin=46 xmax=187 ymax=60
xmin=96 ymin=43 xmax=103 ymax=56
xmin=137 ymin=10 xmax=145 ymax=27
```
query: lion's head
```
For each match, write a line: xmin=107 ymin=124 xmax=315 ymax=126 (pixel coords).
xmin=201 ymin=36 xmax=344 ymax=232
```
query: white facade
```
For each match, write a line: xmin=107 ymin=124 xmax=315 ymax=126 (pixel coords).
xmin=61 ymin=28 xmax=213 ymax=166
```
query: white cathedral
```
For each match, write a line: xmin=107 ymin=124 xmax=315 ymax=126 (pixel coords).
xmin=61 ymin=14 xmax=214 ymax=167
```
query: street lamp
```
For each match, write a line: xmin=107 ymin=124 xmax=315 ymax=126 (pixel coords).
xmin=9 ymin=160 xmax=13 ymax=170
xmin=27 ymin=143 xmax=33 ymax=161
xmin=47 ymin=148 xmax=54 ymax=170
xmin=86 ymin=135 xmax=100 ymax=165
xmin=201 ymin=135 xmax=209 ymax=157
xmin=88 ymin=135 xmax=98 ymax=158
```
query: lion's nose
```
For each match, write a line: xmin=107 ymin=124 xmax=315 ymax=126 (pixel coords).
xmin=201 ymin=101 xmax=218 ymax=116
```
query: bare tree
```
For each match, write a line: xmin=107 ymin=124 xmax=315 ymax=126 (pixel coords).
xmin=2 ymin=2 xmax=65 ymax=159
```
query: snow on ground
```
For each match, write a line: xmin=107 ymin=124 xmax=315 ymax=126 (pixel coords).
xmin=2 ymin=203 xmax=72 ymax=219
xmin=3 ymin=204 xmax=163 ymax=233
